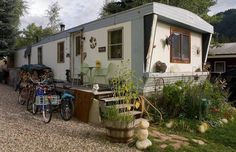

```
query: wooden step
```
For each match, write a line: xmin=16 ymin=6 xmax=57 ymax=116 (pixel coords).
xmin=120 ymin=110 xmax=142 ymax=116
xmin=106 ymin=104 xmax=134 ymax=109
xmin=101 ymin=97 xmax=125 ymax=102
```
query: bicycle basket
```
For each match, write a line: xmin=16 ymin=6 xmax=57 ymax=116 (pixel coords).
xmin=47 ymin=95 xmax=61 ymax=105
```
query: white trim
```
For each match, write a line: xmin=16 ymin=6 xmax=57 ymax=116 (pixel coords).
xmin=144 ymin=72 xmax=209 ymax=78
xmin=214 ymin=61 xmax=226 ymax=73
xmin=204 ymin=34 xmax=212 ymax=63
xmin=208 ymin=55 xmax=236 ymax=58
xmin=107 ymin=27 xmax=124 ymax=60
xmin=146 ymin=14 xmax=158 ymax=72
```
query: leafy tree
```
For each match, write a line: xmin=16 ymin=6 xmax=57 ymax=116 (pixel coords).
xmin=46 ymin=2 xmax=61 ymax=33
xmin=15 ymin=23 xmax=53 ymax=48
xmin=213 ymin=9 xmax=236 ymax=43
xmin=16 ymin=2 xmax=62 ymax=48
xmin=101 ymin=0 xmax=218 ymax=23
xmin=0 ymin=0 xmax=26 ymax=52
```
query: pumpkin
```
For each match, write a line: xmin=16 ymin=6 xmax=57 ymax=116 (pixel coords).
xmin=221 ymin=118 xmax=228 ymax=124
xmin=166 ymin=120 xmax=174 ymax=129
xmin=198 ymin=122 xmax=209 ymax=133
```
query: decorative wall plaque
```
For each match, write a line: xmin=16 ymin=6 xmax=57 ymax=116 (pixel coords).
xmin=98 ymin=47 xmax=106 ymax=52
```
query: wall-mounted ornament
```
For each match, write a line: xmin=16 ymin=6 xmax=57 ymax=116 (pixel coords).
xmin=66 ymin=53 xmax=70 ymax=58
xmin=196 ymin=48 xmax=200 ymax=55
xmin=90 ymin=37 xmax=97 ymax=49
xmin=165 ymin=33 xmax=180 ymax=46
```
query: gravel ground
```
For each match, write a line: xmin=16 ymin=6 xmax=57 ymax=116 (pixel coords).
xmin=0 ymin=84 xmax=138 ymax=152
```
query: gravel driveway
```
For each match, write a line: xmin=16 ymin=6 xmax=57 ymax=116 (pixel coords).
xmin=0 ymin=84 xmax=138 ymax=152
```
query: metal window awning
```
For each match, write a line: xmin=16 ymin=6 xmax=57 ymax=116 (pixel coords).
xmin=24 ymin=45 xmax=32 ymax=58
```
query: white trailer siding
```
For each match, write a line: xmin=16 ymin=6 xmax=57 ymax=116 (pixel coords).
xmin=150 ymin=21 xmax=202 ymax=73
xmin=84 ymin=22 xmax=131 ymax=67
xmin=14 ymin=37 xmax=70 ymax=81
xmin=14 ymin=48 xmax=28 ymax=67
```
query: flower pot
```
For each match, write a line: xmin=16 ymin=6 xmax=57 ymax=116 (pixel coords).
xmin=104 ymin=120 xmax=134 ymax=143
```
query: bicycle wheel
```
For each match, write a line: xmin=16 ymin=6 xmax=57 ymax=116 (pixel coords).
xmin=32 ymin=103 xmax=38 ymax=115
xmin=18 ymin=87 xmax=28 ymax=105
xmin=60 ymin=99 xmax=74 ymax=121
xmin=42 ymin=100 xmax=52 ymax=123
xmin=27 ymin=90 xmax=36 ymax=112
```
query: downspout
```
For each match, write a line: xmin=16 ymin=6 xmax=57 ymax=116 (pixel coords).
xmin=146 ymin=14 xmax=158 ymax=72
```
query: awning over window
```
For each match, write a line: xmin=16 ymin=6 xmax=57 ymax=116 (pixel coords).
xmin=24 ymin=45 xmax=32 ymax=58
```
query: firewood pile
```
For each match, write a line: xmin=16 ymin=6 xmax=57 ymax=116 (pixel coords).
xmin=19 ymin=64 xmax=53 ymax=83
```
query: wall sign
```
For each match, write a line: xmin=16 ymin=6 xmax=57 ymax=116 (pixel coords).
xmin=98 ymin=47 xmax=106 ymax=52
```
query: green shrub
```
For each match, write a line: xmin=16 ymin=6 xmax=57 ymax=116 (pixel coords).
xmin=103 ymin=106 xmax=134 ymax=122
xmin=103 ymin=60 xmax=142 ymax=123
xmin=161 ymin=81 xmax=187 ymax=118
xmin=150 ymin=79 xmax=231 ymax=122
xmin=184 ymin=83 xmax=210 ymax=120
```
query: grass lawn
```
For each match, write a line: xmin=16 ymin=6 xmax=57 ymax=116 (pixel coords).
xmin=146 ymin=119 xmax=236 ymax=152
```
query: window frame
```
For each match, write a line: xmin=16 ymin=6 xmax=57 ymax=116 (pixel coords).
xmin=214 ymin=61 xmax=226 ymax=73
xmin=37 ymin=46 xmax=43 ymax=64
xmin=170 ymin=28 xmax=191 ymax=64
xmin=57 ymin=41 xmax=65 ymax=63
xmin=107 ymin=27 xmax=124 ymax=60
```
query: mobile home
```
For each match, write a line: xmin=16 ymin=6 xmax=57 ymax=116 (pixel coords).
xmin=14 ymin=2 xmax=213 ymax=92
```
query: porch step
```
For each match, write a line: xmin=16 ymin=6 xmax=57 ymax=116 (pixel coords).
xmin=120 ymin=110 xmax=142 ymax=116
xmin=106 ymin=104 xmax=134 ymax=109
xmin=101 ymin=97 xmax=125 ymax=102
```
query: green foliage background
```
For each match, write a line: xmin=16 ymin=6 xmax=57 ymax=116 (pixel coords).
xmin=213 ymin=9 xmax=236 ymax=43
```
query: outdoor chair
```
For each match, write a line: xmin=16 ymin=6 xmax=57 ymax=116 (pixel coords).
xmin=72 ymin=63 xmax=90 ymax=86
xmin=93 ymin=63 xmax=116 ymax=84
xmin=79 ymin=63 xmax=90 ymax=84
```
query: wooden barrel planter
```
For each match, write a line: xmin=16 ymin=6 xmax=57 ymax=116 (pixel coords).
xmin=104 ymin=120 xmax=134 ymax=143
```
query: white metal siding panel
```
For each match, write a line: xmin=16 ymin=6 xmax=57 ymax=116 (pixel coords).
xmin=153 ymin=3 xmax=213 ymax=33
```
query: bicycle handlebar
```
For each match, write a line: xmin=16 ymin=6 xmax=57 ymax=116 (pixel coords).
xmin=29 ymin=77 xmax=47 ymax=85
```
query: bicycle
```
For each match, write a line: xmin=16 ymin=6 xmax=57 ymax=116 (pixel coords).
xmin=29 ymin=78 xmax=53 ymax=123
xmin=49 ymin=82 xmax=75 ymax=121
xmin=17 ymin=82 xmax=30 ymax=105
xmin=57 ymin=91 xmax=75 ymax=121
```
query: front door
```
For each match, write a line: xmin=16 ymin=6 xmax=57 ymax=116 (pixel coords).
xmin=71 ymin=31 xmax=83 ymax=80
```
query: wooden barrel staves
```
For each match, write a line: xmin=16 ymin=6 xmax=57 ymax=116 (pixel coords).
xmin=104 ymin=120 xmax=134 ymax=143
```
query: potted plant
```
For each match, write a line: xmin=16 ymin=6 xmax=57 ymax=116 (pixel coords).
xmin=103 ymin=106 xmax=135 ymax=143
xmin=103 ymin=61 xmax=142 ymax=143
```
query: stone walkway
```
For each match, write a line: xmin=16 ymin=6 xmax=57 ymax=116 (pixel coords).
xmin=149 ymin=127 xmax=206 ymax=150
xmin=0 ymin=84 xmax=138 ymax=152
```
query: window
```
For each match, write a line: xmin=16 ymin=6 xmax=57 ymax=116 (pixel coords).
xmin=38 ymin=47 xmax=43 ymax=64
xmin=108 ymin=28 xmax=123 ymax=59
xmin=214 ymin=61 xmax=225 ymax=73
xmin=170 ymin=28 xmax=191 ymax=63
xmin=76 ymin=36 xmax=81 ymax=56
xmin=57 ymin=42 xmax=64 ymax=63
